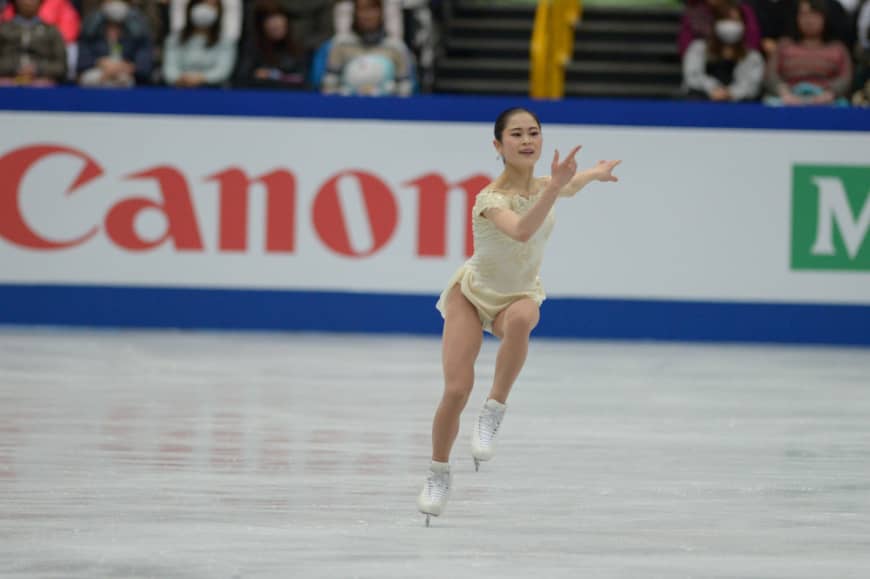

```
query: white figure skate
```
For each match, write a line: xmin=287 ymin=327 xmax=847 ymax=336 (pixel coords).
xmin=471 ymin=399 xmax=507 ymax=472
xmin=417 ymin=461 xmax=452 ymax=527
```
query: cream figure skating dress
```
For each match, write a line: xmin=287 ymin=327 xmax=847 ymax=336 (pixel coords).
xmin=436 ymin=182 xmax=556 ymax=333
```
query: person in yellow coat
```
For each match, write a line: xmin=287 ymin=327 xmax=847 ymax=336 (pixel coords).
xmin=417 ymin=107 xmax=622 ymax=526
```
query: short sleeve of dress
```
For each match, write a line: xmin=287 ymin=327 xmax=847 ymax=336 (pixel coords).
xmin=473 ymin=189 xmax=511 ymax=217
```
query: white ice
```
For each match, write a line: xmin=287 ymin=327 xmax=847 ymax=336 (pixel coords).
xmin=1 ymin=329 xmax=868 ymax=578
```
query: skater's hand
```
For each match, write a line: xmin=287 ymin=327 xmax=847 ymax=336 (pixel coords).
xmin=550 ymin=146 xmax=582 ymax=190
xmin=589 ymin=160 xmax=621 ymax=183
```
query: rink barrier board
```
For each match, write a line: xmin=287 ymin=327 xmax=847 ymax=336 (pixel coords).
xmin=0 ymin=284 xmax=868 ymax=346
xmin=1 ymin=89 xmax=869 ymax=344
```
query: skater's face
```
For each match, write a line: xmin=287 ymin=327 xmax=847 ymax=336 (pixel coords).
xmin=495 ymin=112 xmax=542 ymax=169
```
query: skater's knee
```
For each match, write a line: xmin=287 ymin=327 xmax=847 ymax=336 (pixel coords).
xmin=442 ymin=382 xmax=472 ymax=408
xmin=503 ymin=305 xmax=539 ymax=337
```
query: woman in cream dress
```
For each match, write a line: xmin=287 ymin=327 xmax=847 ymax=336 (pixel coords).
xmin=417 ymin=108 xmax=622 ymax=526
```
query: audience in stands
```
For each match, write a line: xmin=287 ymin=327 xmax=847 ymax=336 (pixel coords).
xmin=321 ymin=0 xmax=414 ymax=96
xmin=77 ymin=0 xmax=153 ymax=86
xmin=81 ymin=0 xmax=161 ymax=44
xmin=748 ymin=0 xmax=853 ymax=56
xmin=2 ymin=0 xmax=78 ymax=42
xmin=162 ymin=0 xmax=235 ymax=88
xmin=679 ymin=0 xmax=761 ymax=55
xmin=1 ymin=0 xmax=868 ymax=107
xmin=235 ymin=0 xmax=305 ymax=90
xmin=683 ymin=1 xmax=765 ymax=100
xmin=0 ymin=0 xmax=67 ymax=85
xmin=764 ymin=0 xmax=852 ymax=104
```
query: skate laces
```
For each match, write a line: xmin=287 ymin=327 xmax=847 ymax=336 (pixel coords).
xmin=477 ymin=407 xmax=503 ymax=446
xmin=426 ymin=471 xmax=450 ymax=501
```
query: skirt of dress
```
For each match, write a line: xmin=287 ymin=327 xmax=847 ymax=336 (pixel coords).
xmin=435 ymin=263 xmax=546 ymax=334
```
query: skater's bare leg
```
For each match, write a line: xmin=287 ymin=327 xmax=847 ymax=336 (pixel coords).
xmin=431 ymin=285 xmax=483 ymax=462
xmin=489 ymin=298 xmax=539 ymax=403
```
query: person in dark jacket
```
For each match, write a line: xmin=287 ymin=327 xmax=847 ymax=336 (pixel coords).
xmin=0 ymin=0 xmax=67 ymax=85
xmin=235 ymin=0 xmax=305 ymax=90
xmin=77 ymin=0 xmax=153 ymax=86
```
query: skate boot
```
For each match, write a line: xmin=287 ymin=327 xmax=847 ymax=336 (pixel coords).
xmin=417 ymin=461 xmax=452 ymax=527
xmin=471 ymin=399 xmax=507 ymax=471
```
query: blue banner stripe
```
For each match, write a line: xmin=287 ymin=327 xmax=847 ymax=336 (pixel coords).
xmin=1 ymin=284 xmax=867 ymax=345
xmin=1 ymin=87 xmax=868 ymax=132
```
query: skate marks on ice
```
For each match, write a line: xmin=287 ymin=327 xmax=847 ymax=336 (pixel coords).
xmin=0 ymin=330 xmax=868 ymax=578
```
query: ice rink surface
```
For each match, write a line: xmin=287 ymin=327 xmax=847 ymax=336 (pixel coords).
xmin=1 ymin=329 xmax=868 ymax=578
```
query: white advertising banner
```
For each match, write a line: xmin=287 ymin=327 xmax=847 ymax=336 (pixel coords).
xmin=1 ymin=112 xmax=868 ymax=304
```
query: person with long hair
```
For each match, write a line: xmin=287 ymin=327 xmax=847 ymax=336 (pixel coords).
xmin=765 ymin=0 xmax=852 ymax=105
xmin=683 ymin=1 xmax=765 ymax=101
xmin=162 ymin=0 xmax=235 ymax=88
xmin=235 ymin=0 xmax=305 ymax=90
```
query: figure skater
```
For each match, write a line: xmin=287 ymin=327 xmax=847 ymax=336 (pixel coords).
xmin=417 ymin=107 xmax=622 ymax=526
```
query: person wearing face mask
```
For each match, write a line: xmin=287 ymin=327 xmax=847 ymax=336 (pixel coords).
xmin=683 ymin=3 xmax=765 ymax=101
xmin=235 ymin=0 xmax=305 ymax=90
xmin=81 ymin=0 xmax=165 ymax=52
xmin=162 ymin=0 xmax=235 ymax=87
xmin=678 ymin=0 xmax=762 ymax=56
xmin=764 ymin=0 xmax=852 ymax=105
xmin=321 ymin=0 xmax=413 ymax=96
xmin=0 ymin=0 xmax=67 ymax=86
xmin=168 ymin=0 xmax=239 ymax=45
xmin=77 ymin=0 xmax=153 ymax=86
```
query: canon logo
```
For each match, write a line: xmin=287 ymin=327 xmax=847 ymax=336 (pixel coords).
xmin=0 ymin=145 xmax=491 ymax=258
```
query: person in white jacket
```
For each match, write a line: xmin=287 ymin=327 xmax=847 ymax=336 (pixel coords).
xmin=683 ymin=1 xmax=765 ymax=101
xmin=854 ymin=0 xmax=870 ymax=104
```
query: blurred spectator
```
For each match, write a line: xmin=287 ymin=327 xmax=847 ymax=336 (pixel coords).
xmin=77 ymin=0 xmax=153 ymax=86
xmin=321 ymin=0 xmax=414 ymax=96
xmin=764 ymin=0 xmax=852 ymax=104
xmin=678 ymin=0 xmax=761 ymax=56
xmin=82 ymin=0 xmax=165 ymax=49
xmin=162 ymin=0 xmax=235 ymax=88
xmin=853 ymin=0 xmax=869 ymax=104
xmin=683 ymin=2 xmax=764 ymax=101
xmin=859 ymin=0 xmax=870 ymax=46
xmin=1 ymin=0 xmax=79 ymax=43
xmin=235 ymin=0 xmax=305 ymax=90
xmin=0 ymin=0 xmax=67 ymax=85
xmin=168 ymin=0 xmax=238 ymax=44
xmin=833 ymin=0 xmax=861 ymax=13
xmin=747 ymin=0 xmax=854 ymax=56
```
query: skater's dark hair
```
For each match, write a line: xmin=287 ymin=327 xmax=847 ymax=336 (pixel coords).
xmin=494 ymin=108 xmax=541 ymax=142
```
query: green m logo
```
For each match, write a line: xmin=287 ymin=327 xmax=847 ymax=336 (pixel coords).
xmin=792 ymin=165 xmax=870 ymax=271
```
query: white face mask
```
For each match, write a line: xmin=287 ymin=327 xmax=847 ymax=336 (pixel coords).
xmin=103 ymin=0 xmax=129 ymax=23
xmin=715 ymin=20 xmax=745 ymax=44
xmin=190 ymin=4 xmax=219 ymax=29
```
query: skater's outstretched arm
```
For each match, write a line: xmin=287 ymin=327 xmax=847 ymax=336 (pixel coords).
xmin=483 ymin=146 xmax=581 ymax=242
